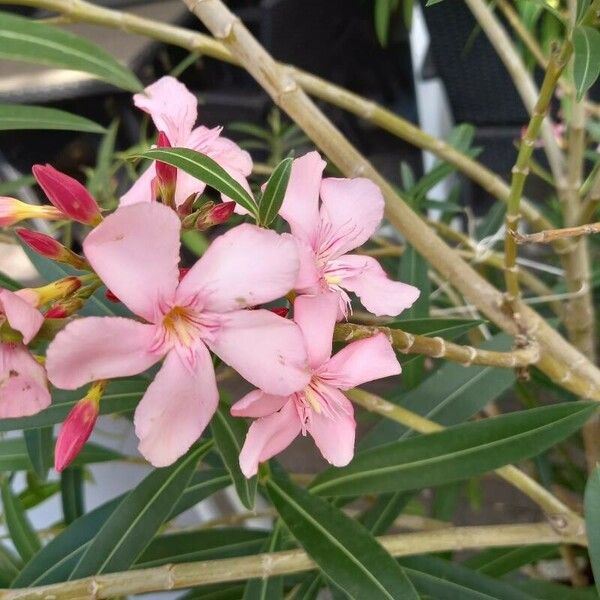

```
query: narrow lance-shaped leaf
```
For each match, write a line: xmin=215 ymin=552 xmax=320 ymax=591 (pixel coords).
xmin=61 ymin=468 xmax=85 ymax=526
xmin=0 ymin=480 xmax=41 ymax=562
xmin=24 ymin=426 xmax=53 ymax=480
xmin=12 ymin=468 xmax=230 ymax=587
xmin=0 ymin=104 xmax=105 ymax=133
xmin=311 ymin=402 xmax=597 ymax=496
xmin=585 ymin=464 xmax=600 ymax=597
xmin=266 ymin=467 xmax=419 ymax=600
xmin=0 ymin=12 xmax=142 ymax=92
xmin=211 ymin=404 xmax=257 ymax=510
xmin=258 ymin=156 xmax=292 ymax=227
xmin=573 ymin=26 xmax=600 ymax=101
xmin=69 ymin=441 xmax=212 ymax=578
xmin=140 ymin=148 xmax=258 ymax=217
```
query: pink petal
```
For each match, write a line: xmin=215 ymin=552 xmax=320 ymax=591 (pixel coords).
xmin=0 ymin=343 xmax=50 ymax=418
xmin=0 ymin=289 xmax=43 ymax=343
xmin=238 ymin=399 xmax=301 ymax=478
xmin=293 ymin=293 xmax=338 ymax=369
xmin=120 ymin=164 xmax=156 ymax=207
xmin=319 ymin=332 xmax=400 ymax=389
xmin=318 ymin=177 xmax=384 ymax=259
xmin=134 ymin=76 xmax=197 ymax=144
xmin=191 ymin=127 xmax=252 ymax=177
xmin=207 ymin=309 xmax=310 ymax=396
xmin=46 ymin=317 xmax=160 ymax=390
xmin=307 ymin=385 xmax=355 ymax=467
xmin=173 ymin=170 xmax=207 ymax=208
xmin=134 ymin=344 xmax=218 ymax=467
xmin=83 ymin=203 xmax=180 ymax=322
xmin=335 ymin=254 xmax=420 ymax=317
xmin=231 ymin=389 xmax=288 ymax=418
xmin=279 ymin=151 xmax=326 ymax=247
xmin=177 ymin=224 xmax=299 ymax=312
xmin=294 ymin=239 xmax=321 ymax=293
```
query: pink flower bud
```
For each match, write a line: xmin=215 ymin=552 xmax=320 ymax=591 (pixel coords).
xmin=32 ymin=164 xmax=102 ymax=226
xmin=154 ymin=132 xmax=177 ymax=205
xmin=54 ymin=382 xmax=105 ymax=472
xmin=0 ymin=196 xmax=63 ymax=227
xmin=16 ymin=229 xmax=89 ymax=270
xmin=195 ymin=201 xmax=236 ymax=231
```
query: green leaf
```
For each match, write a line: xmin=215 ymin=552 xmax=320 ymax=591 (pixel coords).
xmin=359 ymin=492 xmax=412 ymax=535
xmin=518 ymin=580 xmax=598 ymax=599
xmin=1 ymin=480 xmax=41 ymax=562
xmin=12 ymin=468 xmax=229 ymax=587
xmin=136 ymin=528 xmax=267 ymax=569
xmin=0 ymin=379 xmax=147 ymax=433
xmin=310 ymin=402 xmax=597 ymax=496
xmin=242 ymin=525 xmax=284 ymax=600
xmin=211 ymin=404 xmax=257 ymax=510
xmin=585 ymin=464 xmax=600 ymax=597
xmin=476 ymin=202 xmax=506 ymax=240
xmin=388 ymin=317 xmax=483 ymax=339
xmin=258 ymin=157 xmax=292 ymax=227
xmin=0 ymin=543 xmax=21 ymax=587
xmin=140 ymin=148 xmax=258 ymax=216
xmin=24 ymin=426 xmax=53 ymax=479
xmin=573 ymin=26 xmax=600 ymax=101
xmin=0 ymin=104 xmax=105 ymax=133
xmin=577 ymin=0 xmax=592 ymax=23
xmin=361 ymin=334 xmax=515 ymax=449
xmin=267 ymin=468 xmax=419 ymax=600
xmin=375 ymin=0 xmax=393 ymax=46
xmin=0 ymin=12 xmax=141 ymax=92
xmin=0 ymin=438 xmax=120 ymax=471
xmin=400 ymin=555 xmax=536 ymax=600
xmin=60 ymin=468 xmax=85 ymax=526
xmin=0 ymin=271 xmax=21 ymax=291
xmin=462 ymin=545 xmax=556 ymax=577
xmin=0 ymin=176 xmax=35 ymax=197
xmin=70 ymin=442 xmax=211 ymax=578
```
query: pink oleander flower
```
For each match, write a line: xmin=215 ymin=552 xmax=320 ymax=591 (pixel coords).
xmin=121 ymin=76 xmax=252 ymax=209
xmin=54 ymin=381 xmax=104 ymax=472
xmin=278 ymin=151 xmax=420 ymax=318
xmin=32 ymin=165 xmax=102 ymax=226
xmin=46 ymin=202 xmax=310 ymax=466
xmin=0 ymin=288 xmax=50 ymax=418
xmin=232 ymin=293 xmax=401 ymax=478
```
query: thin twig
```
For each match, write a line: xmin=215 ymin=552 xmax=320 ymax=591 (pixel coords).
xmin=513 ymin=221 xmax=600 ymax=243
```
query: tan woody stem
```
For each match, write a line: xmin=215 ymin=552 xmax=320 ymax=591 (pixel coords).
xmin=513 ymin=221 xmax=600 ymax=244
xmin=334 ymin=323 xmax=539 ymax=368
xmin=0 ymin=0 xmax=571 ymax=254
xmin=503 ymin=45 xmax=571 ymax=305
xmin=347 ymin=388 xmax=585 ymax=536
xmin=0 ymin=522 xmax=584 ymax=600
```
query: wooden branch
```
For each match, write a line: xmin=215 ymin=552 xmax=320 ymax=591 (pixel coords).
xmin=513 ymin=221 xmax=600 ymax=244
xmin=0 ymin=523 xmax=585 ymax=600
xmin=334 ymin=323 xmax=539 ymax=368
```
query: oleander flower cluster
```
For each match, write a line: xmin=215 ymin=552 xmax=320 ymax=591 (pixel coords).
xmin=0 ymin=76 xmax=419 ymax=476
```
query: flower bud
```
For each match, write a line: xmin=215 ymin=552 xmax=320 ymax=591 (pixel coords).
xmin=54 ymin=381 xmax=105 ymax=472
xmin=104 ymin=289 xmax=120 ymax=304
xmin=32 ymin=164 xmax=102 ymax=226
xmin=21 ymin=277 xmax=82 ymax=308
xmin=45 ymin=297 xmax=84 ymax=319
xmin=195 ymin=201 xmax=235 ymax=231
xmin=154 ymin=132 xmax=177 ymax=206
xmin=16 ymin=228 xmax=89 ymax=270
xmin=0 ymin=196 xmax=63 ymax=227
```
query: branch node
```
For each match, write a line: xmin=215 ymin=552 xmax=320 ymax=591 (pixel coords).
xmin=431 ymin=337 xmax=447 ymax=358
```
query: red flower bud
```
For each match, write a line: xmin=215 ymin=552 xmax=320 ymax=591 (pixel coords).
xmin=54 ymin=382 xmax=104 ymax=472
xmin=104 ymin=289 xmax=120 ymax=303
xmin=32 ymin=164 xmax=102 ymax=226
xmin=0 ymin=196 xmax=63 ymax=227
xmin=45 ymin=297 xmax=84 ymax=319
xmin=268 ymin=306 xmax=289 ymax=318
xmin=195 ymin=201 xmax=236 ymax=231
xmin=16 ymin=228 xmax=89 ymax=270
xmin=178 ymin=267 xmax=191 ymax=281
xmin=155 ymin=132 xmax=177 ymax=205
